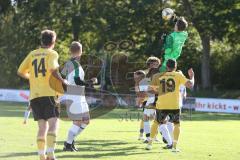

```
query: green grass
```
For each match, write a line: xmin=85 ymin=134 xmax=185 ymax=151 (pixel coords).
xmin=0 ymin=102 xmax=240 ymax=160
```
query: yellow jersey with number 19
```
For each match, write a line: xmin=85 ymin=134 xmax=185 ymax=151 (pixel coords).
xmin=150 ymin=71 xmax=188 ymax=110
xmin=18 ymin=48 xmax=59 ymax=100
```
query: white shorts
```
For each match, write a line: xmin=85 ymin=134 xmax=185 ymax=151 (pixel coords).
xmin=59 ymin=94 xmax=90 ymax=120
xmin=144 ymin=108 xmax=155 ymax=117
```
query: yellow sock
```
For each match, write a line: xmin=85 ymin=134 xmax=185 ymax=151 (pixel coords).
xmin=46 ymin=133 xmax=57 ymax=159
xmin=173 ymin=123 xmax=180 ymax=149
xmin=148 ymin=120 xmax=159 ymax=145
xmin=139 ymin=119 xmax=144 ymax=135
xmin=140 ymin=119 xmax=144 ymax=130
xmin=37 ymin=138 xmax=46 ymax=160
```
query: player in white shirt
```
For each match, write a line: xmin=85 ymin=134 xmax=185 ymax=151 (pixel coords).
xmin=139 ymin=68 xmax=159 ymax=143
xmin=135 ymin=57 xmax=161 ymax=141
xmin=60 ymin=41 xmax=97 ymax=152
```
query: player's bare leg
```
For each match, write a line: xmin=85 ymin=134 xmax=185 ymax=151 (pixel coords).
xmin=172 ymin=122 xmax=181 ymax=152
xmin=150 ymin=115 xmax=160 ymax=142
xmin=37 ymin=120 xmax=48 ymax=160
xmin=138 ymin=119 xmax=144 ymax=140
xmin=46 ymin=117 xmax=59 ymax=160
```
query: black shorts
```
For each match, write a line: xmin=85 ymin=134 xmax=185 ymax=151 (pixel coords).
xmin=155 ymin=109 xmax=180 ymax=124
xmin=30 ymin=96 xmax=60 ymax=121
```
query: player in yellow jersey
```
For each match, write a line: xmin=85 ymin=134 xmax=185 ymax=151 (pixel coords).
xmin=17 ymin=30 xmax=67 ymax=160
xmin=145 ymin=59 xmax=194 ymax=152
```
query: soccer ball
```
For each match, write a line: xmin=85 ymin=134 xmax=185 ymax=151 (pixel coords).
xmin=162 ymin=8 xmax=174 ymax=20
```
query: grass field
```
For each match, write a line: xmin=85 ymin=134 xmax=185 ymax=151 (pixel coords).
xmin=0 ymin=102 xmax=240 ymax=160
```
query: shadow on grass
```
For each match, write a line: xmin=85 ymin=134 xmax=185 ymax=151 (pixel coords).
xmin=0 ymin=140 xmax=158 ymax=159
xmin=56 ymin=140 xmax=158 ymax=159
xmin=0 ymin=152 xmax=36 ymax=158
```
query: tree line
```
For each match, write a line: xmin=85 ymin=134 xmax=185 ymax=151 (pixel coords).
xmin=0 ymin=0 xmax=240 ymax=90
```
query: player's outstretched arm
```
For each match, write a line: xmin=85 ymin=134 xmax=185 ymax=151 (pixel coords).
xmin=185 ymin=68 xmax=194 ymax=89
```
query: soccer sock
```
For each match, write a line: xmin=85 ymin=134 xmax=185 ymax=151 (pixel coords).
xmin=77 ymin=123 xmax=87 ymax=135
xmin=66 ymin=124 xmax=80 ymax=144
xmin=173 ymin=123 xmax=180 ymax=149
xmin=166 ymin=122 xmax=174 ymax=139
xmin=23 ymin=110 xmax=30 ymax=121
xmin=148 ymin=120 xmax=159 ymax=145
xmin=144 ymin=121 xmax=151 ymax=140
xmin=140 ymin=120 xmax=144 ymax=135
xmin=159 ymin=124 xmax=172 ymax=145
xmin=46 ymin=133 xmax=56 ymax=159
xmin=37 ymin=138 xmax=46 ymax=160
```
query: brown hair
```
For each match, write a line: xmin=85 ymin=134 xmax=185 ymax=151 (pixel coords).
xmin=146 ymin=56 xmax=161 ymax=67
xmin=176 ymin=17 xmax=188 ymax=31
xmin=70 ymin=41 xmax=82 ymax=54
xmin=41 ymin=30 xmax=56 ymax=46
xmin=147 ymin=68 xmax=159 ymax=78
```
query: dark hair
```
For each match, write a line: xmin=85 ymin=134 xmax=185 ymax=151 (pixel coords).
xmin=166 ymin=59 xmax=177 ymax=70
xmin=176 ymin=17 xmax=188 ymax=31
xmin=41 ymin=30 xmax=56 ymax=46
xmin=147 ymin=68 xmax=159 ymax=78
xmin=70 ymin=41 xmax=82 ymax=54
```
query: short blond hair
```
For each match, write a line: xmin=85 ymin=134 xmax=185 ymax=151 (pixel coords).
xmin=146 ymin=56 xmax=161 ymax=67
xmin=70 ymin=41 xmax=82 ymax=54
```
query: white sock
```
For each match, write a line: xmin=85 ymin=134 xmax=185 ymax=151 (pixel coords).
xmin=77 ymin=123 xmax=87 ymax=135
xmin=166 ymin=122 xmax=174 ymax=139
xmin=144 ymin=121 xmax=150 ymax=140
xmin=66 ymin=124 xmax=80 ymax=144
xmin=24 ymin=110 xmax=30 ymax=121
xmin=159 ymin=124 xmax=172 ymax=145
xmin=144 ymin=121 xmax=150 ymax=135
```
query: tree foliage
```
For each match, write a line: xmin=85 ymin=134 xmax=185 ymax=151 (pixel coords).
xmin=0 ymin=0 xmax=240 ymax=90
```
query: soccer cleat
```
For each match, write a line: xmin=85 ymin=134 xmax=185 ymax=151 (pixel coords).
xmin=72 ymin=140 xmax=78 ymax=151
xmin=172 ymin=148 xmax=180 ymax=153
xmin=162 ymin=137 xmax=168 ymax=144
xmin=163 ymin=144 xmax=173 ymax=149
xmin=63 ymin=142 xmax=75 ymax=152
xmin=143 ymin=139 xmax=149 ymax=143
xmin=145 ymin=144 xmax=152 ymax=150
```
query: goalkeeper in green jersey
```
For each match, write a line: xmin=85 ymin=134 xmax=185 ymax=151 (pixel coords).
xmin=160 ymin=17 xmax=188 ymax=72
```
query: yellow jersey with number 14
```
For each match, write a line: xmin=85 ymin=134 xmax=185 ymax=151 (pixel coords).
xmin=150 ymin=71 xmax=188 ymax=110
xmin=18 ymin=48 xmax=60 ymax=100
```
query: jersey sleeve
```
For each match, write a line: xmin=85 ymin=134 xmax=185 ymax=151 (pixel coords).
xmin=150 ymin=74 xmax=158 ymax=88
xmin=61 ymin=63 xmax=68 ymax=77
xmin=18 ymin=53 xmax=31 ymax=74
xmin=48 ymin=51 xmax=59 ymax=70
xmin=178 ymin=72 xmax=188 ymax=85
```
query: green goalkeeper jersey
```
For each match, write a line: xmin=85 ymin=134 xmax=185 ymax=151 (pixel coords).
xmin=160 ymin=31 xmax=188 ymax=72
